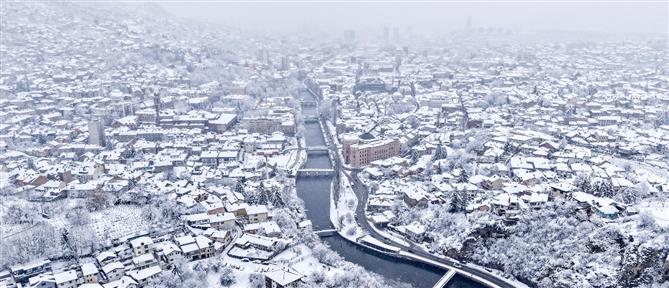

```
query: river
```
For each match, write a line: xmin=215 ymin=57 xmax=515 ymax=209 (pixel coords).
xmin=295 ymin=90 xmax=484 ymax=288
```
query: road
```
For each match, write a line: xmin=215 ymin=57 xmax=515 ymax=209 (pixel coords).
xmin=305 ymin=82 xmax=517 ymax=288
xmin=345 ymin=170 xmax=516 ymax=288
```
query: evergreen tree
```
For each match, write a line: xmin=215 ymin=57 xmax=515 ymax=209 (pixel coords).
xmin=271 ymin=186 xmax=285 ymax=207
xmin=593 ymin=180 xmax=614 ymax=198
xmin=235 ymin=180 xmax=244 ymax=194
xmin=503 ymin=142 xmax=513 ymax=154
xmin=257 ymin=189 xmax=268 ymax=205
xmin=449 ymin=190 xmax=469 ymax=213
xmin=238 ymin=180 xmax=257 ymax=204
xmin=458 ymin=169 xmax=469 ymax=183
xmin=576 ymin=174 xmax=592 ymax=193
xmin=257 ymin=182 xmax=268 ymax=205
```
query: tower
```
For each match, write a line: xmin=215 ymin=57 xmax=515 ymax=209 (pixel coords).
xmin=88 ymin=119 xmax=106 ymax=147
xmin=281 ymin=56 xmax=289 ymax=70
xmin=257 ymin=49 xmax=270 ymax=65
xmin=344 ymin=29 xmax=356 ymax=44
xmin=153 ymin=92 xmax=161 ymax=126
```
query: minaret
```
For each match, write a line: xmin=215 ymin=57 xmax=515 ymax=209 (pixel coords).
xmin=153 ymin=92 xmax=161 ymax=126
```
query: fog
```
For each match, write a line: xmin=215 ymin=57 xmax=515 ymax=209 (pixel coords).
xmin=160 ymin=1 xmax=668 ymax=38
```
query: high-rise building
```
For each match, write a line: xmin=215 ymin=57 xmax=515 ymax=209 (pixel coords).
xmin=281 ymin=56 xmax=289 ymax=70
xmin=344 ymin=29 xmax=356 ymax=44
xmin=382 ymin=26 xmax=390 ymax=43
xmin=257 ymin=49 xmax=270 ymax=64
xmin=88 ymin=119 xmax=106 ymax=147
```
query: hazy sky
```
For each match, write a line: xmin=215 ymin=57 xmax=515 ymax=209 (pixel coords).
xmin=160 ymin=1 xmax=668 ymax=37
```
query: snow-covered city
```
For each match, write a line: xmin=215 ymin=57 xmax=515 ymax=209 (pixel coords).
xmin=0 ymin=1 xmax=668 ymax=288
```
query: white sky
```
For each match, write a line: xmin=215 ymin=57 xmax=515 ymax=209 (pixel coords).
xmin=160 ymin=1 xmax=668 ymax=37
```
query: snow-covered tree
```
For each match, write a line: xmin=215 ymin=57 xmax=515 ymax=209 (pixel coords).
xmin=219 ymin=267 xmax=236 ymax=287
xmin=66 ymin=206 xmax=90 ymax=226
xmin=449 ymin=190 xmax=469 ymax=213
xmin=3 ymin=204 xmax=37 ymax=224
xmin=248 ymin=273 xmax=264 ymax=288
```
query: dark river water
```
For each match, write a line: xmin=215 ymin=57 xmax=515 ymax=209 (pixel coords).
xmin=296 ymin=90 xmax=484 ymax=287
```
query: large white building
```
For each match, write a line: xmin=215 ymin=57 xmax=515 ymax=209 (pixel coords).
xmin=343 ymin=136 xmax=401 ymax=167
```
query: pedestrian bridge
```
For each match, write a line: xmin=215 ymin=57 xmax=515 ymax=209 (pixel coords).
xmin=306 ymin=146 xmax=329 ymax=155
xmin=314 ymin=229 xmax=337 ymax=237
xmin=433 ymin=270 xmax=457 ymax=288
xmin=304 ymin=116 xmax=319 ymax=123
xmin=297 ymin=168 xmax=335 ymax=177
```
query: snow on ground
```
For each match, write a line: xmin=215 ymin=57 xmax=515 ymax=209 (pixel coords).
xmin=608 ymin=156 xmax=669 ymax=180
xmin=266 ymin=148 xmax=306 ymax=174
xmin=227 ymin=246 xmax=274 ymax=260
xmin=300 ymin=136 xmax=306 ymax=148
xmin=294 ymin=150 xmax=307 ymax=171
xmin=636 ymin=199 xmax=669 ymax=227
xmin=336 ymin=171 xmax=365 ymax=239
xmin=271 ymin=244 xmax=353 ymax=281
xmin=325 ymin=120 xmax=341 ymax=146
xmin=1 ymin=222 xmax=35 ymax=239
xmin=200 ymin=256 xmax=252 ymax=288
xmin=88 ymin=205 xmax=149 ymax=239
xmin=267 ymin=153 xmax=291 ymax=170
xmin=367 ymin=223 xmax=410 ymax=247
xmin=199 ymin=231 xmax=254 ymax=288
xmin=0 ymin=197 xmax=35 ymax=237
xmin=330 ymin=179 xmax=339 ymax=230
xmin=464 ymin=262 xmax=531 ymax=288
xmin=202 ymin=244 xmax=345 ymax=288
xmin=358 ymin=175 xmax=372 ymax=188
xmin=324 ymin=119 xmax=350 ymax=170
xmin=47 ymin=205 xmax=148 ymax=240
xmin=352 ymin=174 xmax=412 ymax=246
xmin=2 ymin=198 xmax=147 ymax=241
xmin=206 ymin=267 xmax=250 ymax=288
xmin=271 ymin=244 xmax=327 ymax=275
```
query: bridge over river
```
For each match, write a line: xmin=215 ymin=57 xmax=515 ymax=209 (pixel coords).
xmin=295 ymin=87 xmax=487 ymax=288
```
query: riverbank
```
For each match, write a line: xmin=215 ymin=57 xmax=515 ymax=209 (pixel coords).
xmin=333 ymin=171 xmax=365 ymax=239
